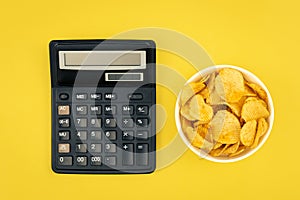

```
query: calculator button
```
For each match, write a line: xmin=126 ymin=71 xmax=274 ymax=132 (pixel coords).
xmin=90 ymin=118 xmax=102 ymax=128
xmin=59 ymin=93 xmax=69 ymax=100
xmin=90 ymin=143 xmax=102 ymax=153
xmin=122 ymin=131 xmax=134 ymax=140
xmin=136 ymin=130 xmax=148 ymax=140
xmin=58 ymin=156 xmax=72 ymax=166
xmin=58 ymin=143 xmax=70 ymax=153
xmin=90 ymin=105 xmax=101 ymax=115
xmin=104 ymin=118 xmax=117 ymax=128
xmin=105 ymin=143 xmax=117 ymax=153
xmin=104 ymin=131 xmax=117 ymax=140
xmin=128 ymin=93 xmax=143 ymax=100
xmin=76 ymin=144 xmax=87 ymax=153
xmin=104 ymin=156 xmax=116 ymax=166
xmin=76 ymin=131 xmax=87 ymax=141
xmin=76 ymin=156 xmax=87 ymax=166
xmin=58 ymin=131 xmax=70 ymax=141
xmin=75 ymin=118 xmax=87 ymax=127
xmin=91 ymin=156 xmax=102 ymax=166
xmin=122 ymin=144 xmax=134 ymax=166
xmin=104 ymin=105 xmax=116 ymax=115
xmin=122 ymin=105 xmax=134 ymax=115
xmin=76 ymin=93 xmax=87 ymax=100
xmin=90 ymin=93 xmax=102 ymax=100
xmin=136 ymin=118 xmax=149 ymax=127
xmin=58 ymin=105 xmax=70 ymax=115
xmin=58 ymin=118 xmax=70 ymax=128
xmin=136 ymin=144 xmax=148 ymax=166
xmin=76 ymin=105 xmax=87 ymax=115
xmin=136 ymin=105 xmax=148 ymax=115
xmin=90 ymin=131 xmax=102 ymax=140
xmin=122 ymin=118 xmax=134 ymax=128
xmin=104 ymin=93 xmax=117 ymax=100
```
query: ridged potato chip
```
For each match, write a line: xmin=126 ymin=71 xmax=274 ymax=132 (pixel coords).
xmin=185 ymin=126 xmax=204 ymax=148
xmin=246 ymin=82 xmax=267 ymax=101
xmin=209 ymin=110 xmax=241 ymax=144
xmin=223 ymin=142 xmax=240 ymax=155
xmin=209 ymin=144 xmax=230 ymax=157
xmin=240 ymin=120 xmax=257 ymax=146
xmin=229 ymin=146 xmax=246 ymax=157
xmin=188 ymin=95 xmax=213 ymax=123
xmin=215 ymin=68 xmax=245 ymax=103
xmin=180 ymin=82 xmax=206 ymax=106
xmin=250 ymin=118 xmax=269 ymax=148
xmin=241 ymin=99 xmax=269 ymax=122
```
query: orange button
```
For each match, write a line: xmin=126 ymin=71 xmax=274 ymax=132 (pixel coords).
xmin=58 ymin=143 xmax=70 ymax=153
xmin=58 ymin=105 xmax=70 ymax=115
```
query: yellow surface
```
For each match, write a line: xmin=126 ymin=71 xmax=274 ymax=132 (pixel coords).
xmin=0 ymin=0 xmax=299 ymax=199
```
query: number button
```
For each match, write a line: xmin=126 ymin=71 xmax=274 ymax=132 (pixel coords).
xmin=105 ymin=131 xmax=116 ymax=140
xmin=76 ymin=144 xmax=87 ymax=153
xmin=90 ymin=118 xmax=102 ymax=128
xmin=58 ymin=131 xmax=70 ymax=141
xmin=76 ymin=156 xmax=87 ymax=166
xmin=105 ymin=143 xmax=117 ymax=153
xmin=75 ymin=118 xmax=87 ymax=127
xmin=104 ymin=118 xmax=116 ymax=128
xmin=90 ymin=143 xmax=102 ymax=153
xmin=58 ymin=156 xmax=72 ymax=166
xmin=58 ymin=105 xmax=70 ymax=115
xmin=76 ymin=105 xmax=87 ymax=115
xmin=76 ymin=131 xmax=87 ymax=141
xmin=90 ymin=131 xmax=102 ymax=140
xmin=91 ymin=156 xmax=102 ymax=166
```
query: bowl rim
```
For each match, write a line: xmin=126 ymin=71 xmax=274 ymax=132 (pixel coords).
xmin=175 ymin=64 xmax=274 ymax=163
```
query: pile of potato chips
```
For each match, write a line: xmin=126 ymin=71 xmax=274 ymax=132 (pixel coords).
xmin=180 ymin=68 xmax=270 ymax=157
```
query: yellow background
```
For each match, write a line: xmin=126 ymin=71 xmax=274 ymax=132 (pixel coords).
xmin=0 ymin=0 xmax=299 ymax=199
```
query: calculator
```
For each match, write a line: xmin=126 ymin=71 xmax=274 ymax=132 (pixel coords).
xmin=50 ymin=40 xmax=156 ymax=174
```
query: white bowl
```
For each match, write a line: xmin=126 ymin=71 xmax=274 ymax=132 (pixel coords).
xmin=175 ymin=65 xmax=274 ymax=163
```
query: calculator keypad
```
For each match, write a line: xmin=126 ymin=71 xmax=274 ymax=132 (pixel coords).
xmin=53 ymin=87 xmax=155 ymax=173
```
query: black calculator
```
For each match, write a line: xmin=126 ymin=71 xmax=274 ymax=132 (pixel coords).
xmin=50 ymin=40 xmax=156 ymax=174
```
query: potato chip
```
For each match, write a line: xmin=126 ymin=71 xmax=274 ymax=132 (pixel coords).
xmin=207 ymin=88 xmax=225 ymax=105
xmin=240 ymin=120 xmax=257 ymax=146
xmin=215 ymin=68 xmax=245 ymax=103
xmin=180 ymin=82 xmax=206 ymax=106
xmin=189 ymin=94 xmax=213 ymax=123
xmin=250 ymin=118 xmax=269 ymax=149
xmin=181 ymin=116 xmax=192 ymax=131
xmin=199 ymin=88 xmax=210 ymax=101
xmin=244 ymin=84 xmax=257 ymax=97
xmin=209 ymin=144 xmax=230 ymax=157
xmin=241 ymin=99 xmax=269 ymax=121
xmin=180 ymin=103 xmax=194 ymax=121
xmin=223 ymin=96 xmax=247 ymax=117
xmin=213 ymin=142 xmax=223 ymax=149
xmin=223 ymin=142 xmax=240 ymax=155
xmin=229 ymin=146 xmax=246 ymax=157
xmin=209 ymin=110 xmax=241 ymax=144
xmin=244 ymin=97 xmax=267 ymax=108
xmin=185 ymin=126 xmax=204 ymax=148
xmin=206 ymin=72 xmax=215 ymax=93
xmin=246 ymin=82 xmax=267 ymax=101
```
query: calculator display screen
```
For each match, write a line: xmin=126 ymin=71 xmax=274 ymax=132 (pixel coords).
xmin=59 ymin=51 xmax=146 ymax=70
